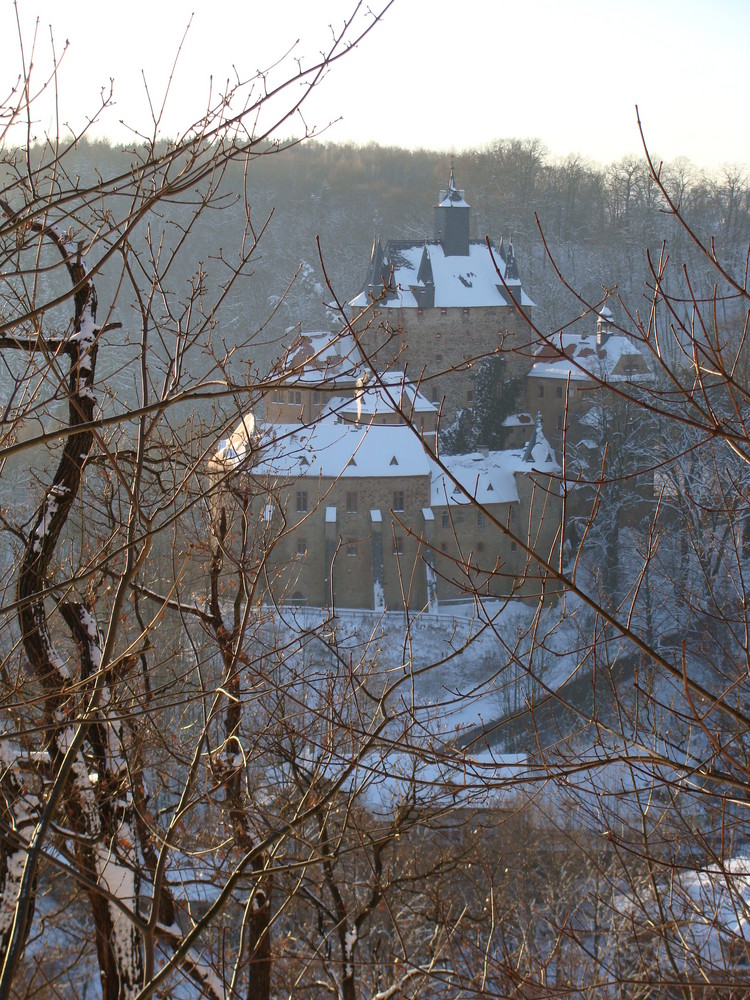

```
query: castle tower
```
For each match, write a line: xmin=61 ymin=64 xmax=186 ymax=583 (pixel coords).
xmin=434 ymin=164 xmax=470 ymax=257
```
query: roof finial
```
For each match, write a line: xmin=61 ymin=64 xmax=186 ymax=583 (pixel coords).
xmin=448 ymin=158 xmax=457 ymax=192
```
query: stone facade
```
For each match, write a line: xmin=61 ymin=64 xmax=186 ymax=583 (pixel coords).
xmin=214 ymin=405 xmax=563 ymax=611
xmin=347 ymin=169 xmax=535 ymax=423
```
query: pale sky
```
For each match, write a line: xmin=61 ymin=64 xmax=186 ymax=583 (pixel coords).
xmin=2 ymin=0 xmax=748 ymax=171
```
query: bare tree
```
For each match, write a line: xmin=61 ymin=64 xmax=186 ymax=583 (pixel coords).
xmin=4 ymin=5 xmax=750 ymax=994
xmin=0 ymin=7 xmax=405 ymax=998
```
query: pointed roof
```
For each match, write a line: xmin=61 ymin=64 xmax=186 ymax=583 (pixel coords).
xmin=505 ymin=237 xmax=519 ymax=282
xmin=438 ymin=164 xmax=470 ymax=208
xmin=417 ymin=242 xmax=434 ymax=286
xmin=523 ymin=412 xmax=554 ymax=465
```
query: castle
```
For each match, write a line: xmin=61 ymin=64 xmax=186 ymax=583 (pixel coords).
xmin=212 ymin=170 xmax=651 ymax=612
xmin=347 ymin=166 xmax=534 ymax=422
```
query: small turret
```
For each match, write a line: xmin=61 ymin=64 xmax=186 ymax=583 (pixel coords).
xmin=434 ymin=163 xmax=470 ymax=257
xmin=524 ymin=411 xmax=554 ymax=466
xmin=505 ymin=236 xmax=519 ymax=282
xmin=597 ymin=305 xmax=614 ymax=346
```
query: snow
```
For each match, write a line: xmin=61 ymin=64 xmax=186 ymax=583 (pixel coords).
xmin=240 ymin=406 xmax=557 ymax=504
xmin=280 ymin=331 xmax=363 ymax=386
xmin=327 ymin=371 xmax=437 ymax=420
xmin=528 ymin=332 xmax=652 ymax=383
xmin=215 ymin=413 xmax=256 ymax=465
xmin=76 ymin=606 xmax=102 ymax=671
xmin=503 ymin=412 xmax=534 ymax=427
xmin=349 ymin=240 xmax=534 ymax=310
xmin=432 ymin=443 xmax=558 ymax=508
xmin=343 ymin=925 xmax=358 ymax=979
xmin=438 ymin=192 xmax=469 ymax=208
xmin=31 ymin=493 xmax=60 ymax=555
xmin=254 ymin=416 xmax=433 ymax=481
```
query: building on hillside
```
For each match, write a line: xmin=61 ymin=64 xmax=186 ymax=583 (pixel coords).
xmin=525 ymin=306 xmax=655 ymax=537
xmin=347 ymin=167 xmax=535 ymax=422
xmin=265 ymin=330 xmax=365 ymax=425
xmin=265 ymin=329 xmax=440 ymax=448
xmin=526 ymin=307 xmax=653 ymax=453
xmin=213 ymin=401 xmax=562 ymax=611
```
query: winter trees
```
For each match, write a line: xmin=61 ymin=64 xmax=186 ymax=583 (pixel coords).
xmin=0 ymin=8 xmax=420 ymax=998
xmin=3 ymin=1 xmax=750 ymax=994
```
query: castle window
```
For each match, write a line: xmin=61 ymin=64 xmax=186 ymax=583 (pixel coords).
xmin=436 ymin=354 xmax=443 ymax=364
xmin=477 ymin=512 xmax=485 ymax=528
xmin=393 ymin=537 xmax=404 ymax=555
xmin=347 ymin=540 xmax=358 ymax=557
xmin=441 ymin=543 xmax=448 ymax=553
xmin=467 ymin=389 xmax=474 ymax=405
xmin=556 ymin=385 xmax=563 ymax=398
xmin=296 ymin=491 xmax=308 ymax=513
xmin=296 ymin=538 xmax=307 ymax=557
xmin=511 ymin=541 xmax=517 ymax=552
xmin=271 ymin=389 xmax=283 ymax=403
xmin=289 ymin=390 xmax=302 ymax=405
xmin=442 ymin=511 xmax=450 ymax=529
xmin=431 ymin=388 xmax=439 ymax=404
xmin=440 ymin=308 xmax=447 ymax=316
xmin=393 ymin=491 xmax=405 ymax=512
xmin=537 ymin=385 xmax=544 ymax=398
xmin=346 ymin=492 xmax=358 ymax=514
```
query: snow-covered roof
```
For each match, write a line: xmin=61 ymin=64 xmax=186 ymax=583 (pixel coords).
xmin=326 ymin=371 xmax=437 ymax=420
xmin=279 ymin=331 xmax=364 ymax=385
xmin=432 ymin=433 xmax=559 ymax=509
xmin=217 ymin=408 xmax=557 ymax=497
xmin=252 ymin=416 xmax=433 ymax=481
xmin=502 ymin=412 xmax=534 ymax=428
xmin=438 ymin=188 xmax=469 ymax=208
xmin=528 ymin=333 xmax=651 ymax=382
xmin=349 ymin=240 xmax=534 ymax=311
xmin=214 ymin=414 xmax=256 ymax=465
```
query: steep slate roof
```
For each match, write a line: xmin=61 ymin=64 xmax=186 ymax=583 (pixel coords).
xmin=349 ymin=240 xmax=533 ymax=310
xmin=349 ymin=168 xmax=533 ymax=311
